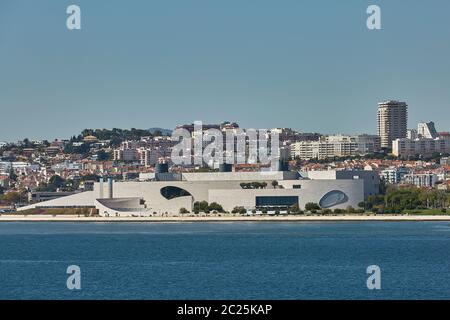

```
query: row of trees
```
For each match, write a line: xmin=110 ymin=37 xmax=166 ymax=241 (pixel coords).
xmin=294 ymin=152 xmax=450 ymax=164
xmin=230 ymin=203 xmax=365 ymax=215
xmin=239 ymin=181 xmax=283 ymax=189
xmin=363 ymin=186 xmax=450 ymax=214
xmin=179 ymin=201 xmax=225 ymax=214
xmin=0 ymin=191 xmax=27 ymax=205
xmin=78 ymin=128 xmax=154 ymax=147
xmin=240 ymin=182 xmax=267 ymax=189
xmin=0 ymin=174 xmax=104 ymax=205
xmin=63 ymin=141 xmax=112 ymax=160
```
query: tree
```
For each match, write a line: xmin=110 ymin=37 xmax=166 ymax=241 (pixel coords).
xmin=193 ymin=201 xmax=209 ymax=212
xmin=346 ymin=206 xmax=356 ymax=213
xmin=49 ymin=175 xmax=65 ymax=188
xmin=289 ymin=203 xmax=300 ymax=213
xmin=179 ymin=207 xmax=189 ymax=214
xmin=231 ymin=206 xmax=247 ymax=214
xmin=271 ymin=180 xmax=278 ymax=189
xmin=0 ymin=186 xmax=5 ymax=195
xmin=35 ymin=182 xmax=56 ymax=192
xmin=305 ymin=202 xmax=320 ymax=211
xmin=81 ymin=174 xmax=101 ymax=182
xmin=97 ymin=150 xmax=110 ymax=161
xmin=9 ymin=168 xmax=17 ymax=181
xmin=208 ymin=202 xmax=224 ymax=212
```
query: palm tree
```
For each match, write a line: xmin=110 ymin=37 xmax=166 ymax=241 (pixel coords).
xmin=271 ymin=180 xmax=278 ymax=189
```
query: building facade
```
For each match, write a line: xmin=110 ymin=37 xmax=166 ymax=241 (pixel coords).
xmin=377 ymin=100 xmax=408 ymax=149
xmin=290 ymin=135 xmax=380 ymax=160
xmin=392 ymin=137 xmax=450 ymax=158
xmin=18 ymin=170 xmax=379 ymax=216
xmin=402 ymin=172 xmax=437 ymax=188
xmin=417 ymin=122 xmax=438 ymax=139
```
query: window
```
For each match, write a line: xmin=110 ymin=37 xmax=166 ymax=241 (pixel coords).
xmin=160 ymin=186 xmax=191 ymax=200
xmin=255 ymin=196 xmax=298 ymax=207
xmin=319 ymin=190 xmax=348 ymax=208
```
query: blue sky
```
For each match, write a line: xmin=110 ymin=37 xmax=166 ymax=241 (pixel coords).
xmin=1 ymin=0 xmax=450 ymax=142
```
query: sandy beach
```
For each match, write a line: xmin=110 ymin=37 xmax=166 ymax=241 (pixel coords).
xmin=1 ymin=214 xmax=450 ymax=222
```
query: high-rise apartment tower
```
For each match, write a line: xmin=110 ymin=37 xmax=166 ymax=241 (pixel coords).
xmin=377 ymin=100 xmax=408 ymax=149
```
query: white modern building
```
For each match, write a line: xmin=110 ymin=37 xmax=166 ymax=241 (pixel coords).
xmin=402 ymin=172 xmax=437 ymax=188
xmin=381 ymin=167 xmax=410 ymax=184
xmin=441 ymin=157 xmax=450 ymax=166
xmin=113 ymin=148 xmax=138 ymax=162
xmin=290 ymin=135 xmax=380 ymax=160
xmin=18 ymin=169 xmax=379 ymax=216
xmin=417 ymin=122 xmax=438 ymax=139
xmin=138 ymin=148 xmax=159 ymax=167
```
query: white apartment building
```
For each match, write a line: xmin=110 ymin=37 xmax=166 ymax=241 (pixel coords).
xmin=290 ymin=135 xmax=380 ymax=160
xmin=377 ymin=100 xmax=408 ymax=148
xmin=402 ymin=172 xmax=437 ymax=188
xmin=113 ymin=149 xmax=138 ymax=162
xmin=381 ymin=167 xmax=409 ymax=184
xmin=0 ymin=161 xmax=11 ymax=173
xmin=139 ymin=148 xmax=159 ymax=167
xmin=392 ymin=137 xmax=450 ymax=157
xmin=407 ymin=129 xmax=418 ymax=140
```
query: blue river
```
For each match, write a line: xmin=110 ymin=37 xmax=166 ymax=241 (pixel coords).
xmin=0 ymin=222 xmax=449 ymax=300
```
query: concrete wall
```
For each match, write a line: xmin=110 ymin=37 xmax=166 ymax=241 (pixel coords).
xmin=17 ymin=171 xmax=367 ymax=215
xmin=305 ymin=170 xmax=379 ymax=198
xmin=209 ymin=179 xmax=364 ymax=211
xmin=17 ymin=191 xmax=96 ymax=211
xmin=181 ymin=171 xmax=298 ymax=181
xmin=95 ymin=181 xmax=244 ymax=213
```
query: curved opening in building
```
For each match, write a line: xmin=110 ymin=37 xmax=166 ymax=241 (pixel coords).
xmin=160 ymin=186 xmax=192 ymax=200
xmin=319 ymin=190 xmax=349 ymax=208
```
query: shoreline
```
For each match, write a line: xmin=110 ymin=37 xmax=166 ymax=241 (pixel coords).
xmin=1 ymin=214 xmax=450 ymax=222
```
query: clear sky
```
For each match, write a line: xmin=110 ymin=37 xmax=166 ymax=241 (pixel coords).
xmin=1 ymin=0 xmax=450 ymax=142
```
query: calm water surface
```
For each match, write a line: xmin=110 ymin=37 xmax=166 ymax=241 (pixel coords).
xmin=0 ymin=222 xmax=449 ymax=299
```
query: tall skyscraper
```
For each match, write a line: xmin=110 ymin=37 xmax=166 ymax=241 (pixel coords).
xmin=377 ymin=100 xmax=408 ymax=149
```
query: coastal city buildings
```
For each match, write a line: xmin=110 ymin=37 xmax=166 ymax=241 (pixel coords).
xmin=417 ymin=122 xmax=439 ymax=139
xmin=402 ymin=172 xmax=437 ymax=188
xmin=392 ymin=120 xmax=450 ymax=158
xmin=392 ymin=136 xmax=450 ymax=158
xmin=381 ymin=167 xmax=409 ymax=184
xmin=377 ymin=100 xmax=408 ymax=148
xmin=17 ymin=168 xmax=380 ymax=215
xmin=1 ymin=101 xmax=449 ymax=213
xmin=407 ymin=129 xmax=418 ymax=140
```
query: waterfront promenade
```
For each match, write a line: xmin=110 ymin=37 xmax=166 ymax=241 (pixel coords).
xmin=1 ymin=214 xmax=450 ymax=222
